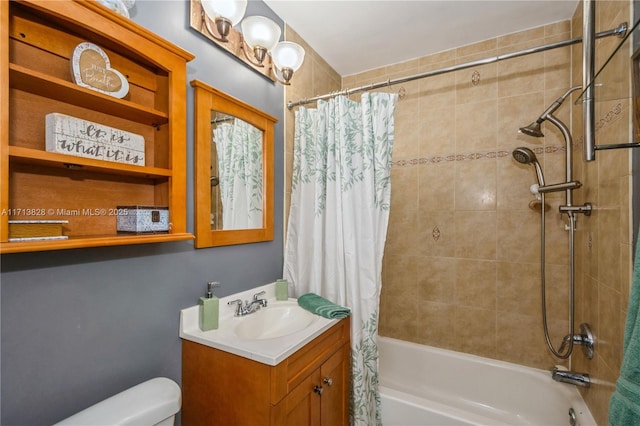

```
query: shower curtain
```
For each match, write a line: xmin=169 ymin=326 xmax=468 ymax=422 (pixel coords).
xmin=213 ymin=119 xmax=263 ymax=229
xmin=283 ymin=92 xmax=397 ymax=425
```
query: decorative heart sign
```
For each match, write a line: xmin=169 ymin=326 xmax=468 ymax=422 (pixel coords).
xmin=71 ymin=42 xmax=129 ymax=98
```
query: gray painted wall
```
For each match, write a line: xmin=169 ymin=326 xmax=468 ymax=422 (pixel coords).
xmin=0 ymin=1 xmax=285 ymax=424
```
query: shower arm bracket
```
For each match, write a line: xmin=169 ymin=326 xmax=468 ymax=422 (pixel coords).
xmin=559 ymin=203 xmax=592 ymax=217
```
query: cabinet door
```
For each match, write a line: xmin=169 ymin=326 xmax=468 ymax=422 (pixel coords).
xmin=277 ymin=369 xmax=321 ymax=426
xmin=320 ymin=344 xmax=350 ymax=426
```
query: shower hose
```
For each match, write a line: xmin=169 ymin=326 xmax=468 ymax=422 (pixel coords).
xmin=540 ymin=192 xmax=575 ymax=359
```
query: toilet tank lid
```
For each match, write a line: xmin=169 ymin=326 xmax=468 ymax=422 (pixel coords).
xmin=54 ymin=377 xmax=181 ymax=426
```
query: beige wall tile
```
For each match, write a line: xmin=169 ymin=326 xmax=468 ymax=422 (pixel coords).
xmin=498 ymin=26 xmax=545 ymax=49
xmin=420 ymin=49 xmax=456 ymax=69
xmin=417 ymin=210 xmax=456 ymax=258
xmin=496 ymin=209 xmax=541 ymax=262
xmin=497 ymin=312 xmax=567 ymax=368
xmin=545 ymin=20 xmax=572 ymax=38
xmin=417 ymin=256 xmax=456 ymax=303
xmin=544 ymin=263 xmax=571 ymax=321
xmin=455 ymin=100 xmax=498 ymax=151
xmin=496 ymin=261 xmax=541 ymax=317
xmin=418 ymin=163 xmax=455 ymax=210
xmin=416 ymin=301 xmax=457 ymax=349
xmin=418 ymin=106 xmax=456 ymax=156
xmin=393 ymin=114 xmax=422 ymax=160
xmin=455 ymin=258 xmax=497 ymax=309
xmin=454 ymin=306 xmax=497 ymax=358
xmin=454 ymin=159 xmax=497 ymax=210
xmin=457 ymin=38 xmax=497 ymax=58
xmin=419 ymin=73 xmax=456 ymax=110
xmin=378 ymin=294 xmax=417 ymax=341
xmin=390 ymin=166 xmax=419 ymax=210
xmin=598 ymin=284 xmax=624 ymax=373
xmin=382 ymin=254 xmax=418 ymax=300
xmin=455 ymin=64 xmax=497 ymax=105
xmin=545 ymin=45 xmax=572 ymax=91
xmin=497 ymin=54 xmax=545 ymax=97
xmin=386 ymin=205 xmax=419 ymax=255
xmin=455 ymin=210 xmax=497 ymax=260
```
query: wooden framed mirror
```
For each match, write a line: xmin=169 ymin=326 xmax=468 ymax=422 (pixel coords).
xmin=191 ymin=80 xmax=276 ymax=247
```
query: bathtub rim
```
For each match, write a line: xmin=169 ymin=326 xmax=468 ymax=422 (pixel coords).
xmin=377 ymin=335 xmax=596 ymax=426
xmin=378 ymin=335 xmax=558 ymax=376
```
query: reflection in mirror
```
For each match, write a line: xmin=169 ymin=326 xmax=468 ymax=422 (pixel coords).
xmin=192 ymin=79 xmax=276 ymax=247
xmin=210 ymin=112 xmax=263 ymax=230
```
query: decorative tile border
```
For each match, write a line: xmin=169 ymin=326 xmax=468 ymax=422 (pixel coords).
xmin=390 ymin=100 xmax=625 ymax=168
xmin=595 ymin=102 xmax=625 ymax=132
xmin=391 ymin=145 xmax=566 ymax=167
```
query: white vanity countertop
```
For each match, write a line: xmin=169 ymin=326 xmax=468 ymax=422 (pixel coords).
xmin=179 ymin=283 xmax=340 ymax=366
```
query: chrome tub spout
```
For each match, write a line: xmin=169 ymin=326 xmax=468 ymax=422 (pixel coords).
xmin=551 ymin=367 xmax=591 ymax=388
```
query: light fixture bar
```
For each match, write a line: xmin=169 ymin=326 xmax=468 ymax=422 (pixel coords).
xmin=190 ymin=0 xmax=304 ymax=84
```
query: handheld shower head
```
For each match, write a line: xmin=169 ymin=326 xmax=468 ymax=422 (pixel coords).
xmin=512 ymin=147 xmax=545 ymax=186
xmin=512 ymin=146 xmax=537 ymax=164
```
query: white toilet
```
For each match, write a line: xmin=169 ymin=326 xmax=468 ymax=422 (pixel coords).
xmin=54 ymin=377 xmax=181 ymax=426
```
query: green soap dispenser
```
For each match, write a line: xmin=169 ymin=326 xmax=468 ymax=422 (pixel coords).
xmin=199 ymin=281 xmax=220 ymax=331
xmin=276 ymin=279 xmax=289 ymax=301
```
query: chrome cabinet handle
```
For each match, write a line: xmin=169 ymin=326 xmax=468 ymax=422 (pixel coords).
xmin=313 ymin=385 xmax=323 ymax=395
xmin=323 ymin=377 xmax=333 ymax=386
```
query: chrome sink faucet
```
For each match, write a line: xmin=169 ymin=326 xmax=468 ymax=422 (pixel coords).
xmin=228 ymin=291 xmax=268 ymax=316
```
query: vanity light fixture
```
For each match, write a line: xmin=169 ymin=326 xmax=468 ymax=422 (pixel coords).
xmin=200 ymin=0 xmax=247 ymax=42
xmin=241 ymin=16 xmax=281 ymax=66
xmin=272 ymin=41 xmax=306 ymax=85
xmin=197 ymin=0 xmax=305 ymax=85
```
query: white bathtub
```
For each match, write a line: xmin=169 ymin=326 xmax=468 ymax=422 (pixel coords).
xmin=378 ymin=336 xmax=596 ymax=426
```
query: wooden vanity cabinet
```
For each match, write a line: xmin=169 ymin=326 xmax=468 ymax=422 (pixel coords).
xmin=1 ymin=0 xmax=194 ymax=253
xmin=182 ymin=318 xmax=350 ymax=426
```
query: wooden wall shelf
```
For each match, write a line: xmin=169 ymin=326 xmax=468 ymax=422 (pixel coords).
xmin=1 ymin=0 xmax=195 ymax=253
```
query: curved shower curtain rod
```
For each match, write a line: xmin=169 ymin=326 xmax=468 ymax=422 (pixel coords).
xmin=287 ymin=22 xmax=628 ymax=111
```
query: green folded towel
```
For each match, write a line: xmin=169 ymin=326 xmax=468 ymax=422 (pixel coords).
xmin=609 ymin=237 xmax=640 ymax=425
xmin=610 ymin=377 xmax=640 ymax=425
xmin=297 ymin=293 xmax=351 ymax=319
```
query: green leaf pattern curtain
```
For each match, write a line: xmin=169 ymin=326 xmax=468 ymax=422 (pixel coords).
xmin=284 ymin=92 xmax=397 ymax=425
xmin=213 ymin=119 xmax=263 ymax=230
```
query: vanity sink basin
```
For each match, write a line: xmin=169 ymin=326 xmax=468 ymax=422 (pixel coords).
xmin=179 ymin=283 xmax=339 ymax=365
xmin=233 ymin=301 xmax=318 ymax=340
